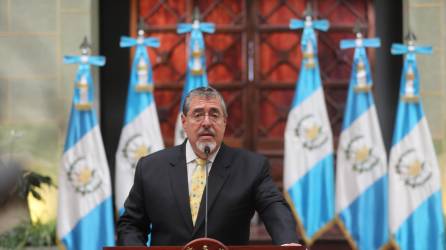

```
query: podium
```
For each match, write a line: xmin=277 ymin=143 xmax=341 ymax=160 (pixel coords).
xmin=104 ymin=238 xmax=306 ymax=250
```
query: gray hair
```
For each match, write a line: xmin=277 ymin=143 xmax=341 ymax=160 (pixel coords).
xmin=182 ymin=86 xmax=227 ymax=117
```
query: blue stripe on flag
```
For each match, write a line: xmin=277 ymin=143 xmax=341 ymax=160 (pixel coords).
xmin=391 ymin=102 xmax=424 ymax=146
xmin=118 ymin=207 xmax=125 ymax=217
xmin=291 ymin=67 xmax=322 ymax=108
xmin=287 ymin=154 xmax=334 ymax=238
xmin=177 ymin=22 xmax=211 ymax=110
xmin=339 ymin=175 xmax=388 ymax=250
xmin=341 ymin=91 xmax=375 ymax=130
xmin=62 ymin=197 xmax=115 ymax=250
xmin=394 ymin=191 xmax=445 ymax=250
xmin=124 ymin=47 xmax=154 ymax=124
xmin=124 ymin=93 xmax=154 ymax=125
xmin=63 ymin=107 xmax=97 ymax=151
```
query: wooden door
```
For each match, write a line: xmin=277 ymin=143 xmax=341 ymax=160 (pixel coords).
xmin=134 ymin=0 xmax=374 ymax=243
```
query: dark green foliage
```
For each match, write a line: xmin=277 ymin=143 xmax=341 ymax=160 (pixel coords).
xmin=0 ymin=220 xmax=56 ymax=249
xmin=17 ymin=171 xmax=54 ymax=201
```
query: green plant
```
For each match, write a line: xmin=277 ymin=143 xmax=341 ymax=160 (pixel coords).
xmin=17 ymin=170 xmax=54 ymax=201
xmin=0 ymin=220 xmax=56 ymax=249
xmin=0 ymin=164 xmax=55 ymax=207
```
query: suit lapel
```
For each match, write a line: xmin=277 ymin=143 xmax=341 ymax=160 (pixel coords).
xmin=168 ymin=142 xmax=194 ymax=232
xmin=193 ymin=144 xmax=233 ymax=235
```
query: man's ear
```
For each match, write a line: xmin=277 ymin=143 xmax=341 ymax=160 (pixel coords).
xmin=181 ymin=113 xmax=186 ymax=127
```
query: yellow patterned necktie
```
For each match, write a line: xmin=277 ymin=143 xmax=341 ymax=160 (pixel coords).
xmin=190 ymin=158 xmax=206 ymax=225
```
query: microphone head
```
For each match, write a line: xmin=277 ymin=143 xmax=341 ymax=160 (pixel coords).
xmin=204 ymin=145 xmax=210 ymax=155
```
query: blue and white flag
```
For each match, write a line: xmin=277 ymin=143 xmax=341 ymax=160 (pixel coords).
xmin=174 ymin=17 xmax=215 ymax=145
xmin=57 ymin=41 xmax=115 ymax=250
xmin=284 ymin=16 xmax=334 ymax=244
xmin=336 ymin=34 xmax=388 ymax=250
xmin=115 ymin=30 xmax=165 ymax=214
xmin=389 ymin=39 xmax=445 ymax=250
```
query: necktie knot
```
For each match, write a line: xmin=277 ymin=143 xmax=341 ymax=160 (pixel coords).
xmin=196 ymin=158 xmax=206 ymax=167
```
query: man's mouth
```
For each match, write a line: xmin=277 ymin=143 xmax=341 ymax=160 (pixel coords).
xmin=199 ymin=133 xmax=214 ymax=138
xmin=198 ymin=128 xmax=215 ymax=138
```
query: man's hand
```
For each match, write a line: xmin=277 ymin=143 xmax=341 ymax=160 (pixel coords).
xmin=281 ymin=243 xmax=306 ymax=250
xmin=281 ymin=243 xmax=303 ymax=247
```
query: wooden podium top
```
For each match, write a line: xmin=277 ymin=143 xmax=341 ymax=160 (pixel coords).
xmin=105 ymin=246 xmax=305 ymax=250
xmin=106 ymin=237 xmax=306 ymax=250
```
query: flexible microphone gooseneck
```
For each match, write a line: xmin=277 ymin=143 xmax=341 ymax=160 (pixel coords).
xmin=203 ymin=145 xmax=210 ymax=238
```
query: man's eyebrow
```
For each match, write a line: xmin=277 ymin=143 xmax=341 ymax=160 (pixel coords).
xmin=191 ymin=108 xmax=205 ymax=113
xmin=209 ymin=107 xmax=221 ymax=113
xmin=191 ymin=107 xmax=221 ymax=113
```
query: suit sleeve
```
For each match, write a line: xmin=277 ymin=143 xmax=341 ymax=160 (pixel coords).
xmin=117 ymin=158 xmax=151 ymax=245
xmin=254 ymin=157 xmax=299 ymax=244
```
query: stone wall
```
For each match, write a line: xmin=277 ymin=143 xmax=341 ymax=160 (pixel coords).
xmin=0 ymin=0 xmax=99 ymax=233
xmin=404 ymin=0 xmax=446 ymax=213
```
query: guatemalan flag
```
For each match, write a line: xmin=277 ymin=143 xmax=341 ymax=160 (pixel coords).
xmin=336 ymin=33 xmax=388 ymax=250
xmin=57 ymin=38 xmax=115 ymax=250
xmin=283 ymin=16 xmax=334 ymax=244
xmin=389 ymin=37 xmax=445 ymax=250
xmin=115 ymin=27 xmax=164 ymax=214
xmin=174 ymin=15 xmax=215 ymax=145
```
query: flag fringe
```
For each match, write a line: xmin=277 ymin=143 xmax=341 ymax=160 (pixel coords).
xmin=284 ymin=192 xmax=335 ymax=246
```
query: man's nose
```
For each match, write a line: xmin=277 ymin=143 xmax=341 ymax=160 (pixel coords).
xmin=201 ymin=114 xmax=212 ymax=126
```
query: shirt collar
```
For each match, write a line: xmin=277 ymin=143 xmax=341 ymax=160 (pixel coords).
xmin=186 ymin=139 xmax=220 ymax=164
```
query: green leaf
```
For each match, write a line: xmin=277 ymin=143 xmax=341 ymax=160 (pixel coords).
xmin=30 ymin=189 xmax=42 ymax=200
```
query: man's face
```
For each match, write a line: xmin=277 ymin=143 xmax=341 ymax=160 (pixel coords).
xmin=181 ymin=96 xmax=227 ymax=157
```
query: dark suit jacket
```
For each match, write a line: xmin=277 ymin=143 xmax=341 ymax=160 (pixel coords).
xmin=117 ymin=141 xmax=298 ymax=246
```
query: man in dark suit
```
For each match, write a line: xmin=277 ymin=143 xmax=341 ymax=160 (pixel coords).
xmin=117 ymin=87 xmax=299 ymax=246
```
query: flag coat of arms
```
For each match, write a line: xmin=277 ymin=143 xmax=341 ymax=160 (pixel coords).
xmin=115 ymin=29 xmax=165 ymax=214
xmin=57 ymin=41 xmax=115 ymax=250
xmin=283 ymin=16 xmax=335 ymax=244
xmin=389 ymin=38 xmax=445 ymax=250
xmin=336 ymin=33 xmax=389 ymax=250
xmin=174 ymin=16 xmax=215 ymax=145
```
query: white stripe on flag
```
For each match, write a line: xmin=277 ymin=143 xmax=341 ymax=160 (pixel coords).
xmin=389 ymin=117 xmax=441 ymax=233
xmin=58 ymin=126 xmax=111 ymax=238
xmin=284 ymin=88 xmax=333 ymax=190
xmin=174 ymin=113 xmax=185 ymax=145
xmin=336 ymin=106 xmax=387 ymax=212
xmin=115 ymin=103 xmax=164 ymax=210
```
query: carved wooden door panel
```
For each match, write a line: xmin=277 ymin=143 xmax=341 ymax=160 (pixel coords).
xmin=250 ymin=0 xmax=375 ymax=242
xmin=136 ymin=0 xmax=248 ymax=148
xmin=135 ymin=0 xmax=375 ymax=242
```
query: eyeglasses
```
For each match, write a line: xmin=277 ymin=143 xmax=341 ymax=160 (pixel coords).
xmin=188 ymin=111 xmax=224 ymax=123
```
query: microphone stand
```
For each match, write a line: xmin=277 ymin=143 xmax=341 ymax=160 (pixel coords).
xmin=203 ymin=146 xmax=210 ymax=238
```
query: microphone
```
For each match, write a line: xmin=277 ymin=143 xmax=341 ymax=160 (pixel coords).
xmin=203 ymin=145 xmax=210 ymax=238
xmin=204 ymin=146 xmax=210 ymax=156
